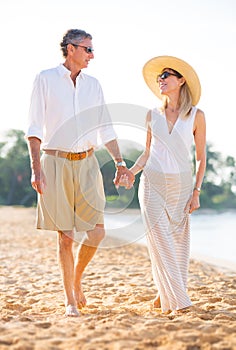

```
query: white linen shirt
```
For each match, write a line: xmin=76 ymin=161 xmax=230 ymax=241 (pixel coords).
xmin=25 ymin=64 xmax=117 ymax=152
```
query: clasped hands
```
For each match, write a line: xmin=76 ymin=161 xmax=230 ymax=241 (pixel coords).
xmin=113 ymin=167 xmax=135 ymax=189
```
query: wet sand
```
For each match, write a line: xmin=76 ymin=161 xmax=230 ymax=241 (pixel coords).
xmin=0 ymin=206 xmax=235 ymax=350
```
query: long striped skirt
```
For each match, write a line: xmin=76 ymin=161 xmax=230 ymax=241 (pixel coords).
xmin=138 ymin=168 xmax=193 ymax=312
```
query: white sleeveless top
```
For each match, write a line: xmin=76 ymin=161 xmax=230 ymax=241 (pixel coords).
xmin=146 ymin=107 xmax=197 ymax=174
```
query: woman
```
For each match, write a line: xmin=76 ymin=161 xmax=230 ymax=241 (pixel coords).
xmin=121 ymin=56 xmax=206 ymax=314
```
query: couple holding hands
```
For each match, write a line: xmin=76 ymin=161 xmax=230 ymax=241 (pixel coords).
xmin=26 ymin=29 xmax=206 ymax=316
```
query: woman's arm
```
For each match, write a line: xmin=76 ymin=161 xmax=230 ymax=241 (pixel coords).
xmin=188 ymin=109 xmax=206 ymax=213
xmin=129 ymin=110 xmax=152 ymax=176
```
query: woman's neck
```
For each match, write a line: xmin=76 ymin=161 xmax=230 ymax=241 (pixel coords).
xmin=166 ymin=103 xmax=179 ymax=113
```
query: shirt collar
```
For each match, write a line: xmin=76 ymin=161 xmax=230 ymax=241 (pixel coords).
xmin=58 ymin=64 xmax=85 ymax=80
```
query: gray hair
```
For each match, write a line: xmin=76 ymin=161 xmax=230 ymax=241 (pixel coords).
xmin=60 ymin=29 xmax=92 ymax=58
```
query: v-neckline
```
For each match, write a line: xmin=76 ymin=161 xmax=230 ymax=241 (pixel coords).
xmin=164 ymin=112 xmax=179 ymax=135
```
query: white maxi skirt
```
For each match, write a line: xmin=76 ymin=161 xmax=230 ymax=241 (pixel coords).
xmin=138 ymin=168 xmax=193 ymax=312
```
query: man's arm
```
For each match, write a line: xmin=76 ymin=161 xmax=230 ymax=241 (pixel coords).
xmin=105 ymin=139 xmax=135 ymax=188
xmin=27 ymin=137 xmax=46 ymax=194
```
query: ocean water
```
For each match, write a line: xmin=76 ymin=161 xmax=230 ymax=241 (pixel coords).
xmin=104 ymin=209 xmax=236 ymax=270
xmin=190 ymin=211 xmax=236 ymax=269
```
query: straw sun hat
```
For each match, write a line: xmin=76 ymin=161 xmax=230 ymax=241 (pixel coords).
xmin=143 ymin=55 xmax=201 ymax=106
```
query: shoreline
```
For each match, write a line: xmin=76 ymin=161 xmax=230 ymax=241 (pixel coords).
xmin=104 ymin=207 xmax=236 ymax=273
xmin=1 ymin=205 xmax=236 ymax=272
xmin=190 ymin=252 xmax=236 ymax=274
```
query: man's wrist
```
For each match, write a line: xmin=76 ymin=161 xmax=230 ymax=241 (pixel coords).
xmin=115 ymin=160 xmax=126 ymax=168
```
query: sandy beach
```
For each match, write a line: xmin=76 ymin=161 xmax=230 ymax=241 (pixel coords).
xmin=0 ymin=206 xmax=236 ymax=350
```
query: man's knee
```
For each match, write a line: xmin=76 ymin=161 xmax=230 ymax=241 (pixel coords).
xmin=58 ymin=231 xmax=74 ymax=250
xmin=87 ymin=224 xmax=105 ymax=245
xmin=95 ymin=224 xmax=105 ymax=242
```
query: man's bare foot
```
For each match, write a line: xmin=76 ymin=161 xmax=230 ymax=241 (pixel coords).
xmin=65 ymin=305 xmax=80 ymax=317
xmin=74 ymin=283 xmax=87 ymax=309
xmin=153 ymin=295 xmax=161 ymax=308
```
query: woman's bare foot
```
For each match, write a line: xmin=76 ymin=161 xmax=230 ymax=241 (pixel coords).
xmin=74 ymin=283 xmax=87 ymax=309
xmin=153 ymin=295 xmax=161 ymax=308
xmin=162 ymin=309 xmax=172 ymax=315
xmin=65 ymin=304 xmax=80 ymax=317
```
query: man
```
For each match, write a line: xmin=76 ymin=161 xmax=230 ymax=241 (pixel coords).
xmin=26 ymin=28 xmax=134 ymax=317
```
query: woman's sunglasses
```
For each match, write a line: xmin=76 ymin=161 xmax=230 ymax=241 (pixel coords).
xmin=157 ymin=71 xmax=182 ymax=81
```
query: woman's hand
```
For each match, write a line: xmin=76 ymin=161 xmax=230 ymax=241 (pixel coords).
xmin=185 ymin=192 xmax=200 ymax=214
xmin=116 ymin=173 xmax=134 ymax=190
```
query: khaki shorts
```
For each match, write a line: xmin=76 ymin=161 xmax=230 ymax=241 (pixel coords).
xmin=37 ymin=153 xmax=105 ymax=232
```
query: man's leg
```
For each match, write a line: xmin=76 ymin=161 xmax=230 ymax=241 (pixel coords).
xmin=57 ymin=230 xmax=79 ymax=316
xmin=74 ymin=224 xmax=105 ymax=308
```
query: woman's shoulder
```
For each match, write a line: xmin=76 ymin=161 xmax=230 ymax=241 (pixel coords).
xmin=150 ymin=106 xmax=163 ymax=117
xmin=195 ymin=108 xmax=205 ymax=121
xmin=145 ymin=107 xmax=162 ymax=123
xmin=193 ymin=107 xmax=206 ymax=130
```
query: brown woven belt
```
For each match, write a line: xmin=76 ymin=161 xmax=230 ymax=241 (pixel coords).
xmin=43 ymin=148 xmax=94 ymax=161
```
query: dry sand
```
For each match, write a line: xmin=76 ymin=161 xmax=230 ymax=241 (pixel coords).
xmin=0 ymin=206 xmax=236 ymax=350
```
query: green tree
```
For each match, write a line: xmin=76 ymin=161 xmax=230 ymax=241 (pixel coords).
xmin=0 ymin=129 xmax=36 ymax=206
xmin=200 ymin=143 xmax=236 ymax=208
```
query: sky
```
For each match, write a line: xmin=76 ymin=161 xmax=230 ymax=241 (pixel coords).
xmin=0 ymin=0 xmax=236 ymax=157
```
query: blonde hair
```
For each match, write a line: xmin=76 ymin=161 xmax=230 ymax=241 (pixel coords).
xmin=160 ymin=80 xmax=193 ymax=118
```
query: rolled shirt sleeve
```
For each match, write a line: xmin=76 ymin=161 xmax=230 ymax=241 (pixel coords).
xmin=96 ymin=83 xmax=117 ymax=145
xmin=25 ymin=74 xmax=46 ymax=141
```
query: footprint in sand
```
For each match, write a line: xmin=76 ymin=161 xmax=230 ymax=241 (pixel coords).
xmin=208 ymin=297 xmax=222 ymax=303
xmin=4 ymin=301 xmax=31 ymax=312
xmin=114 ymin=295 xmax=129 ymax=302
xmin=35 ymin=322 xmax=52 ymax=329
xmin=19 ymin=316 xmax=33 ymax=322
xmin=214 ymin=313 xmax=236 ymax=321
xmin=198 ymin=313 xmax=216 ymax=321
xmin=224 ymin=298 xmax=236 ymax=306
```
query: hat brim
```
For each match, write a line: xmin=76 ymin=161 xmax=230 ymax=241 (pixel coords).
xmin=142 ymin=55 xmax=201 ymax=106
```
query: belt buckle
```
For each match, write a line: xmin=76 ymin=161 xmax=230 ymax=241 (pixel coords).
xmin=66 ymin=149 xmax=91 ymax=161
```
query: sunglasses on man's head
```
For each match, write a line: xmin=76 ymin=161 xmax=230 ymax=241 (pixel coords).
xmin=157 ymin=71 xmax=182 ymax=81
xmin=71 ymin=44 xmax=94 ymax=54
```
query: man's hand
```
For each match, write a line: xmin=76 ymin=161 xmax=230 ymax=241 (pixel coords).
xmin=113 ymin=167 xmax=135 ymax=189
xmin=31 ymin=169 xmax=47 ymax=194
xmin=27 ymin=137 xmax=45 ymax=193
